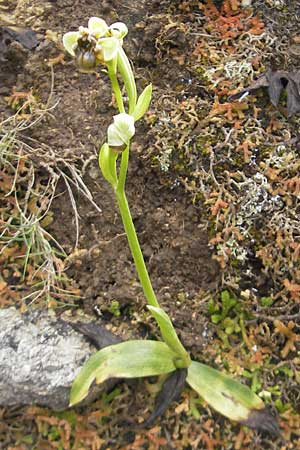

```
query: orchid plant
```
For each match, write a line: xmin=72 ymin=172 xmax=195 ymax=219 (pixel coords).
xmin=62 ymin=17 xmax=279 ymax=434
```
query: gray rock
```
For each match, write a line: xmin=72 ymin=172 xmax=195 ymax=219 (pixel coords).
xmin=0 ymin=307 xmax=119 ymax=410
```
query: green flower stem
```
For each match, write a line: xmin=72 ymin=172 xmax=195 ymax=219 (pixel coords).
xmin=108 ymin=48 xmax=188 ymax=358
xmin=109 ymin=57 xmax=159 ymax=308
xmin=116 ymin=189 xmax=159 ymax=308
xmin=107 ymin=64 xmax=125 ymax=114
xmin=118 ymin=146 xmax=129 ymax=192
xmin=107 ymin=62 xmax=128 ymax=190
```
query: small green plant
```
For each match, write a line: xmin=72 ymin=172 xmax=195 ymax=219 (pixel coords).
xmin=208 ymin=290 xmax=249 ymax=348
xmin=62 ymin=17 xmax=279 ymax=434
xmin=108 ymin=299 xmax=121 ymax=317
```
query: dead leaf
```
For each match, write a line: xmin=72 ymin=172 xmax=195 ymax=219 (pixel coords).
xmin=274 ymin=319 xmax=299 ymax=358
xmin=210 ymin=198 xmax=229 ymax=215
xmin=283 ymin=278 xmax=300 ymax=302
xmin=229 ymin=69 xmax=300 ymax=117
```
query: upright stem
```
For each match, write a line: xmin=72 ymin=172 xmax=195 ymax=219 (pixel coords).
xmin=117 ymin=147 xmax=129 ymax=193
xmin=107 ymin=57 xmax=160 ymax=309
xmin=107 ymin=65 xmax=124 ymax=113
xmin=116 ymin=189 xmax=160 ymax=308
xmin=103 ymin=49 xmax=189 ymax=364
xmin=107 ymin=64 xmax=128 ymax=191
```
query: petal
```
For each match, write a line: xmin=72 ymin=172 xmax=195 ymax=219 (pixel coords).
xmin=88 ymin=17 xmax=108 ymax=37
xmin=76 ymin=50 xmax=97 ymax=73
xmin=78 ymin=26 xmax=89 ymax=35
xmin=98 ymin=37 xmax=119 ymax=61
xmin=114 ymin=112 xmax=135 ymax=137
xmin=107 ymin=123 xmax=123 ymax=147
xmin=110 ymin=22 xmax=128 ymax=39
xmin=62 ymin=31 xmax=79 ymax=56
xmin=107 ymin=113 xmax=135 ymax=147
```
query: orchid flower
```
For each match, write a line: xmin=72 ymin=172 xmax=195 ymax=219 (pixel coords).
xmin=63 ymin=17 xmax=128 ymax=71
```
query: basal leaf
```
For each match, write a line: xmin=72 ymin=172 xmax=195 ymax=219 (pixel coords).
xmin=187 ymin=361 xmax=264 ymax=422
xmin=70 ymin=340 xmax=177 ymax=406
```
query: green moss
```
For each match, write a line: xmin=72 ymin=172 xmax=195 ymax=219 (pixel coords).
xmin=208 ymin=290 xmax=251 ymax=349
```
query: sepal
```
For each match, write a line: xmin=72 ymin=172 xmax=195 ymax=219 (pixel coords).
xmin=107 ymin=113 xmax=135 ymax=147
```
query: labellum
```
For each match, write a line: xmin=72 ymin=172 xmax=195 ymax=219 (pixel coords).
xmin=75 ymin=48 xmax=97 ymax=72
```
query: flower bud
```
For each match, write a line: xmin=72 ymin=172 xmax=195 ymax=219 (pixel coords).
xmin=107 ymin=113 xmax=135 ymax=149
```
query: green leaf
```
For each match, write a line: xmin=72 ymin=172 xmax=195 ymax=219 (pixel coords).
xmin=221 ymin=290 xmax=230 ymax=303
xmin=211 ymin=313 xmax=222 ymax=324
xmin=223 ymin=317 xmax=240 ymax=335
xmin=187 ymin=361 xmax=265 ymax=422
xmin=147 ymin=306 xmax=191 ymax=368
xmin=260 ymin=296 xmax=273 ymax=307
xmin=70 ymin=340 xmax=177 ymax=406
xmin=133 ymin=84 xmax=152 ymax=121
xmin=221 ymin=290 xmax=237 ymax=312
xmin=98 ymin=142 xmax=118 ymax=187
xmin=117 ymin=46 xmax=137 ymax=114
xmin=207 ymin=298 xmax=219 ymax=315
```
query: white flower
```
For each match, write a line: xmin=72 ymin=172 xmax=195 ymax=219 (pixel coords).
xmin=62 ymin=17 xmax=128 ymax=69
xmin=107 ymin=113 xmax=135 ymax=147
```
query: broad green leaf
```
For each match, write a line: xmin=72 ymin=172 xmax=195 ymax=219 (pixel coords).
xmin=70 ymin=340 xmax=177 ymax=406
xmin=98 ymin=142 xmax=118 ymax=187
xmin=187 ymin=361 xmax=265 ymax=422
xmin=133 ymin=84 xmax=152 ymax=121
xmin=147 ymin=306 xmax=191 ymax=368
